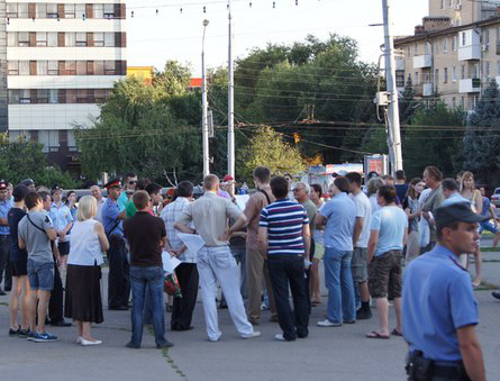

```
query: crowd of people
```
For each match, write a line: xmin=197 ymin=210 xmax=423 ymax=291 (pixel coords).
xmin=0 ymin=165 xmax=494 ymax=380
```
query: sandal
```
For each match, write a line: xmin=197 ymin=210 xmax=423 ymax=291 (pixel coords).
xmin=391 ymin=328 xmax=403 ymax=337
xmin=366 ymin=331 xmax=390 ymax=339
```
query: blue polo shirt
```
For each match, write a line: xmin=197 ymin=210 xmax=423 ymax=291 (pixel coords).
xmin=320 ymin=192 xmax=356 ymax=251
xmin=370 ymin=206 xmax=408 ymax=256
xmin=403 ymin=245 xmax=478 ymax=362
xmin=49 ymin=202 xmax=73 ymax=234
xmin=102 ymin=198 xmax=124 ymax=237
xmin=0 ymin=199 xmax=13 ymax=235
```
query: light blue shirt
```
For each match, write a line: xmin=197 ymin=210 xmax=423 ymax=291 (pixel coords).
xmin=370 ymin=206 xmax=408 ymax=256
xmin=49 ymin=202 xmax=73 ymax=233
xmin=441 ymin=192 xmax=470 ymax=207
xmin=403 ymin=245 xmax=478 ymax=362
xmin=117 ymin=191 xmax=129 ymax=212
xmin=0 ymin=199 xmax=13 ymax=235
xmin=320 ymin=192 xmax=356 ymax=251
xmin=102 ymin=198 xmax=124 ymax=237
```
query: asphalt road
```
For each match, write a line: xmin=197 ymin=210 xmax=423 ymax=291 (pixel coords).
xmin=1 ymin=242 xmax=499 ymax=381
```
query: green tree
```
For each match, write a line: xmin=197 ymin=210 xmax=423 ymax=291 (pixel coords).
xmin=0 ymin=133 xmax=78 ymax=188
xmin=154 ymin=60 xmax=192 ymax=98
xmin=462 ymin=80 xmax=500 ymax=186
xmin=398 ymin=75 xmax=420 ymax=124
xmin=238 ymin=126 xmax=305 ymax=183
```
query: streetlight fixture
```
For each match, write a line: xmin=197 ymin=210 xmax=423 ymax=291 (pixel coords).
xmin=201 ymin=19 xmax=210 ymax=177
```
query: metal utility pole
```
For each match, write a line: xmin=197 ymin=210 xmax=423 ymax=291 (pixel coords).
xmin=201 ymin=19 xmax=210 ymax=177
xmin=382 ymin=0 xmax=403 ymax=173
xmin=227 ymin=0 xmax=235 ymax=179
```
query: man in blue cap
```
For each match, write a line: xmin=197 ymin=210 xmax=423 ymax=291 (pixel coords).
xmin=403 ymin=201 xmax=486 ymax=381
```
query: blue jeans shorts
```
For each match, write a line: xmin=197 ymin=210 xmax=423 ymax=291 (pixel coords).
xmin=27 ymin=259 xmax=54 ymax=291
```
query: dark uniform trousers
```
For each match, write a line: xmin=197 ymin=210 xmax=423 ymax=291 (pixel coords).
xmin=171 ymin=263 xmax=199 ymax=330
xmin=107 ymin=235 xmax=130 ymax=309
xmin=0 ymin=235 xmax=12 ymax=290
xmin=49 ymin=262 xmax=64 ymax=322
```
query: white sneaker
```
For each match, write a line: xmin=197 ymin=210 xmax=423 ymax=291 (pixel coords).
xmin=80 ymin=338 xmax=102 ymax=346
xmin=242 ymin=331 xmax=261 ymax=339
xmin=76 ymin=336 xmax=82 ymax=344
xmin=274 ymin=334 xmax=285 ymax=341
xmin=317 ymin=319 xmax=342 ymax=327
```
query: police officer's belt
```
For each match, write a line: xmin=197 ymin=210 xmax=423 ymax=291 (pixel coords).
xmin=406 ymin=351 xmax=470 ymax=381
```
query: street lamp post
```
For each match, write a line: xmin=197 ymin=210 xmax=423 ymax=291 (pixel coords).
xmin=227 ymin=1 xmax=235 ymax=179
xmin=201 ymin=19 xmax=210 ymax=177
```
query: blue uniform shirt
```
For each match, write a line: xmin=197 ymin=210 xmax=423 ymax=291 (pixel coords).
xmin=49 ymin=203 xmax=73 ymax=238
xmin=102 ymin=198 xmax=124 ymax=237
xmin=0 ymin=199 xmax=13 ymax=235
xmin=402 ymin=244 xmax=478 ymax=362
xmin=320 ymin=192 xmax=356 ymax=251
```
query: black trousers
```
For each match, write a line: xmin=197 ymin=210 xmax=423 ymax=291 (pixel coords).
xmin=107 ymin=235 xmax=130 ymax=309
xmin=0 ymin=236 xmax=12 ymax=290
xmin=268 ymin=255 xmax=309 ymax=341
xmin=171 ymin=263 xmax=199 ymax=330
xmin=49 ymin=262 xmax=64 ymax=322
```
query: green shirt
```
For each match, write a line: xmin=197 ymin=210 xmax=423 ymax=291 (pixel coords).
xmin=125 ymin=199 xmax=137 ymax=218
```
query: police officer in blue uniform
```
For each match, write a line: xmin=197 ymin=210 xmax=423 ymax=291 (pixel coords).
xmin=403 ymin=202 xmax=486 ymax=381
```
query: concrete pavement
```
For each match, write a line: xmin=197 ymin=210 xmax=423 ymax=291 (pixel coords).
xmin=0 ymin=243 xmax=499 ymax=381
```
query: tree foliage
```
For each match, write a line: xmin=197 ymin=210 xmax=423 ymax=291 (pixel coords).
xmin=238 ymin=126 xmax=306 ymax=182
xmin=462 ymin=80 xmax=500 ymax=187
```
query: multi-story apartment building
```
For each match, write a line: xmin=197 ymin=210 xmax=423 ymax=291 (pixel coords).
xmin=394 ymin=0 xmax=500 ymax=111
xmin=1 ymin=1 xmax=126 ymax=171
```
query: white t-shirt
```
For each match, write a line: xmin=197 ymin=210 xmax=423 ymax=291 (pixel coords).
xmin=352 ymin=191 xmax=372 ymax=249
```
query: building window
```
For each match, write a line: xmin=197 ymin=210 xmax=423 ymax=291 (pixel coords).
xmin=66 ymin=89 xmax=77 ymax=103
xmin=36 ymin=4 xmax=47 ymax=18
xmin=452 ymin=97 xmax=456 ymax=108
xmin=94 ymin=61 xmax=104 ymax=75
xmin=497 ymin=60 xmax=500 ymax=75
xmin=415 ymin=72 xmax=419 ymax=84
xmin=414 ymin=42 xmax=419 ymax=55
xmin=104 ymin=4 xmax=115 ymax=18
xmin=76 ymin=33 xmax=87 ymax=47
xmin=39 ymin=130 xmax=60 ymax=153
xmin=49 ymin=89 xmax=58 ymax=103
xmin=65 ymin=33 xmax=76 ymax=47
xmin=94 ymin=33 xmax=104 ymax=47
xmin=396 ymin=71 xmax=405 ymax=87
xmin=433 ymin=41 xmax=438 ymax=55
xmin=76 ymin=61 xmax=87 ymax=75
xmin=485 ymin=61 xmax=491 ymax=80
xmin=67 ymin=130 xmax=77 ymax=151
xmin=104 ymin=61 xmax=115 ymax=75
xmin=9 ymin=131 xmax=31 ymax=142
xmin=77 ymin=89 xmax=88 ymax=103
xmin=441 ymin=0 xmax=445 ymax=9
xmin=452 ymin=66 xmax=457 ymax=82
xmin=64 ymin=4 xmax=76 ymax=18
xmin=407 ymin=46 xmax=411 ymax=57
xmin=95 ymin=89 xmax=108 ymax=102
xmin=8 ymin=33 xmax=18 ymax=47
xmin=37 ymin=61 xmax=48 ymax=75
xmin=18 ymin=3 xmax=29 ymax=18
xmin=435 ymin=69 xmax=439 ymax=84
xmin=461 ymin=32 xmax=466 ymax=47
xmin=47 ymin=4 xmax=58 ymax=18
xmin=483 ymin=29 xmax=490 ymax=51
xmin=7 ymin=3 xmax=18 ymax=18
xmin=461 ymin=64 xmax=465 ymax=79
xmin=453 ymin=35 xmax=457 ymax=51
xmin=19 ymin=61 xmax=30 ymax=76
xmin=8 ymin=61 xmax=19 ymax=75
xmin=104 ymin=33 xmax=115 ymax=47
xmin=8 ymin=90 xmax=20 ymax=104
xmin=93 ymin=4 xmax=104 ymax=18
xmin=36 ymin=32 xmax=47 ymax=47
xmin=65 ymin=61 xmax=76 ymax=75
xmin=444 ymin=68 xmax=448 ymax=83
xmin=443 ymin=37 xmax=448 ymax=53
xmin=48 ymin=61 xmax=59 ymax=75
xmin=19 ymin=32 xmax=29 ymax=47
xmin=37 ymin=89 xmax=49 ymax=104
xmin=449 ymin=0 xmax=453 ymax=7
xmin=47 ymin=32 xmax=58 ymax=47
xmin=76 ymin=4 xmax=86 ymax=19
xmin=20 ymin=90 xmax=31 ymax=104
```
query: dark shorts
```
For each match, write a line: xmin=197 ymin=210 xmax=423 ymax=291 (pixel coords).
xmin=11 ymin=259 xmax=28 ymax=277
xmin=351 ymin=247 xmax=368 ymax=283
xmin=58 ymin=241 xmax=70 ymax=256
xmin=368 ymin=250 xmax=402 ymax=299
xmin=27 ymin=259 xmax=54 ymax=291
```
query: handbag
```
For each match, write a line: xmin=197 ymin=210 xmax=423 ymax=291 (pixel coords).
xmin=164 ymin=272 xmax=182 ymax=298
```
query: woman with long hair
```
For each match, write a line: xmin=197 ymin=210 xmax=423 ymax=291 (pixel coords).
xmin=309 ymin=183 xmax=324 ymax=305
xmin=403 ymin=178 xmax=424 ymax=263
xmin=460 ymin=171 xmax=483 ymax=286
xmin=65 ymin=196 xmax=109 ymax=345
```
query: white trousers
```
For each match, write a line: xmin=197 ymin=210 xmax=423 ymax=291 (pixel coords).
xmin=197 ymin=246 xmax=254 ymax=341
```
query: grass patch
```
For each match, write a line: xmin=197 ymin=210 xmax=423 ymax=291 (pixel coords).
xmin=147 ymin=324 xmax=187 ymax=379
xmin=0 ymin=301 xmax=9 ymax=307
xmin=480 ymin=247 xmax=500 ymax=253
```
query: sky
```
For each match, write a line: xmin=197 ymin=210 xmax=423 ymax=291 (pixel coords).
xmin=126 ymin=0 xmax=429 ymax=76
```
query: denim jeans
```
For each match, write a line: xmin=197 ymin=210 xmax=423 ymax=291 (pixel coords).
xmin=129 ymin=266 xmax=168 ymax=347
xmin=267 ymin=255 xmax=309 ymax=341
xmin=324 ymin=248 xmax=356 ymax=323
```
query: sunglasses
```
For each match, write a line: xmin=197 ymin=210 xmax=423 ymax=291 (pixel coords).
xmin=129 ymin=180 xmax=137 ymax=185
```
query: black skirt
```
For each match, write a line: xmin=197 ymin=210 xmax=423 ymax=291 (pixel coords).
xmin=65 ymin=264 xmax=103 ymax=324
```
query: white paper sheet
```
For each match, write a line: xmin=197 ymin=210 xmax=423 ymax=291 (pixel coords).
xmin=178 ymin=233 xmax=206 ymax=255
xmin=162 ymin=252 xmax=182 ymax=274
xmin=234 ymin=194 xmax=250 ymax=211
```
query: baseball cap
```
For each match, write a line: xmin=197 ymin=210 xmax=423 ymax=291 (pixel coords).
xmin=435 ymin=202 xmax=488 ymax=231
xmin=0 ymin=180 xmax=8 ymax=191
xmin=222 ymin=175 xmax=235 ymax=182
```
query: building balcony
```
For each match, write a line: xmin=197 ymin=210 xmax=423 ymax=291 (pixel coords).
xmin=459 ymin=78 xmax=481 ymax=93
xmin=458 ymin=44 xmax=481 ymax=61
xmin=413 ymin=83 xmax=434 ymax=97
xmin=413 ymin=55 xmax=433 ymax=69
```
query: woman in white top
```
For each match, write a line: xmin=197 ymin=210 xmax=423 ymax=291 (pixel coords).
xmin=65 ymin=196 xmax=109 ymax=346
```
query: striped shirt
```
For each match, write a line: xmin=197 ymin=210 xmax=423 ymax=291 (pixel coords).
xmin=259 ymin=199 xmax=309 ymax=256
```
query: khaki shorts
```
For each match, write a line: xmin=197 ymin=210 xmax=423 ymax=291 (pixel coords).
xmin=351 ymin=247 xmax=368 ymax=283
xmin=368 ymin=250 xmax=402 ymax=299
xmin=313 ymin=242 xmax=325 ymax=261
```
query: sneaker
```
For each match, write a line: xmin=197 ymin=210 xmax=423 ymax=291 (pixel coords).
xmin=0 ymin=289 xmax=6 ymax=296
xmin=156 ymin=340 xmax=174 ymax=349
xmin=9 ymin=327 xmax=20 ymax=337
xmin=34 ymin=332 xmax=58 ymax=343
xmin=317 ymin=319 xmax=342 ymax=327
xmin=492 ymin=291 xmax=500 ymax=300
xmin=81 ymin=338 xmax=103 ymax=346
xmin=18 ymin=329 xmax=30 ymax=338
xmin=356 ymin=308 xmax=373 ymax=320
xmin=274 ymin=334 xmax=285 ymax=341
xmin=241 ymin=331 xmax=261 ymax=339
xmin=125 ymin=341 xmax=141 ymax=349
xmin=27 ymin=331 xmax=36 ymax=341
